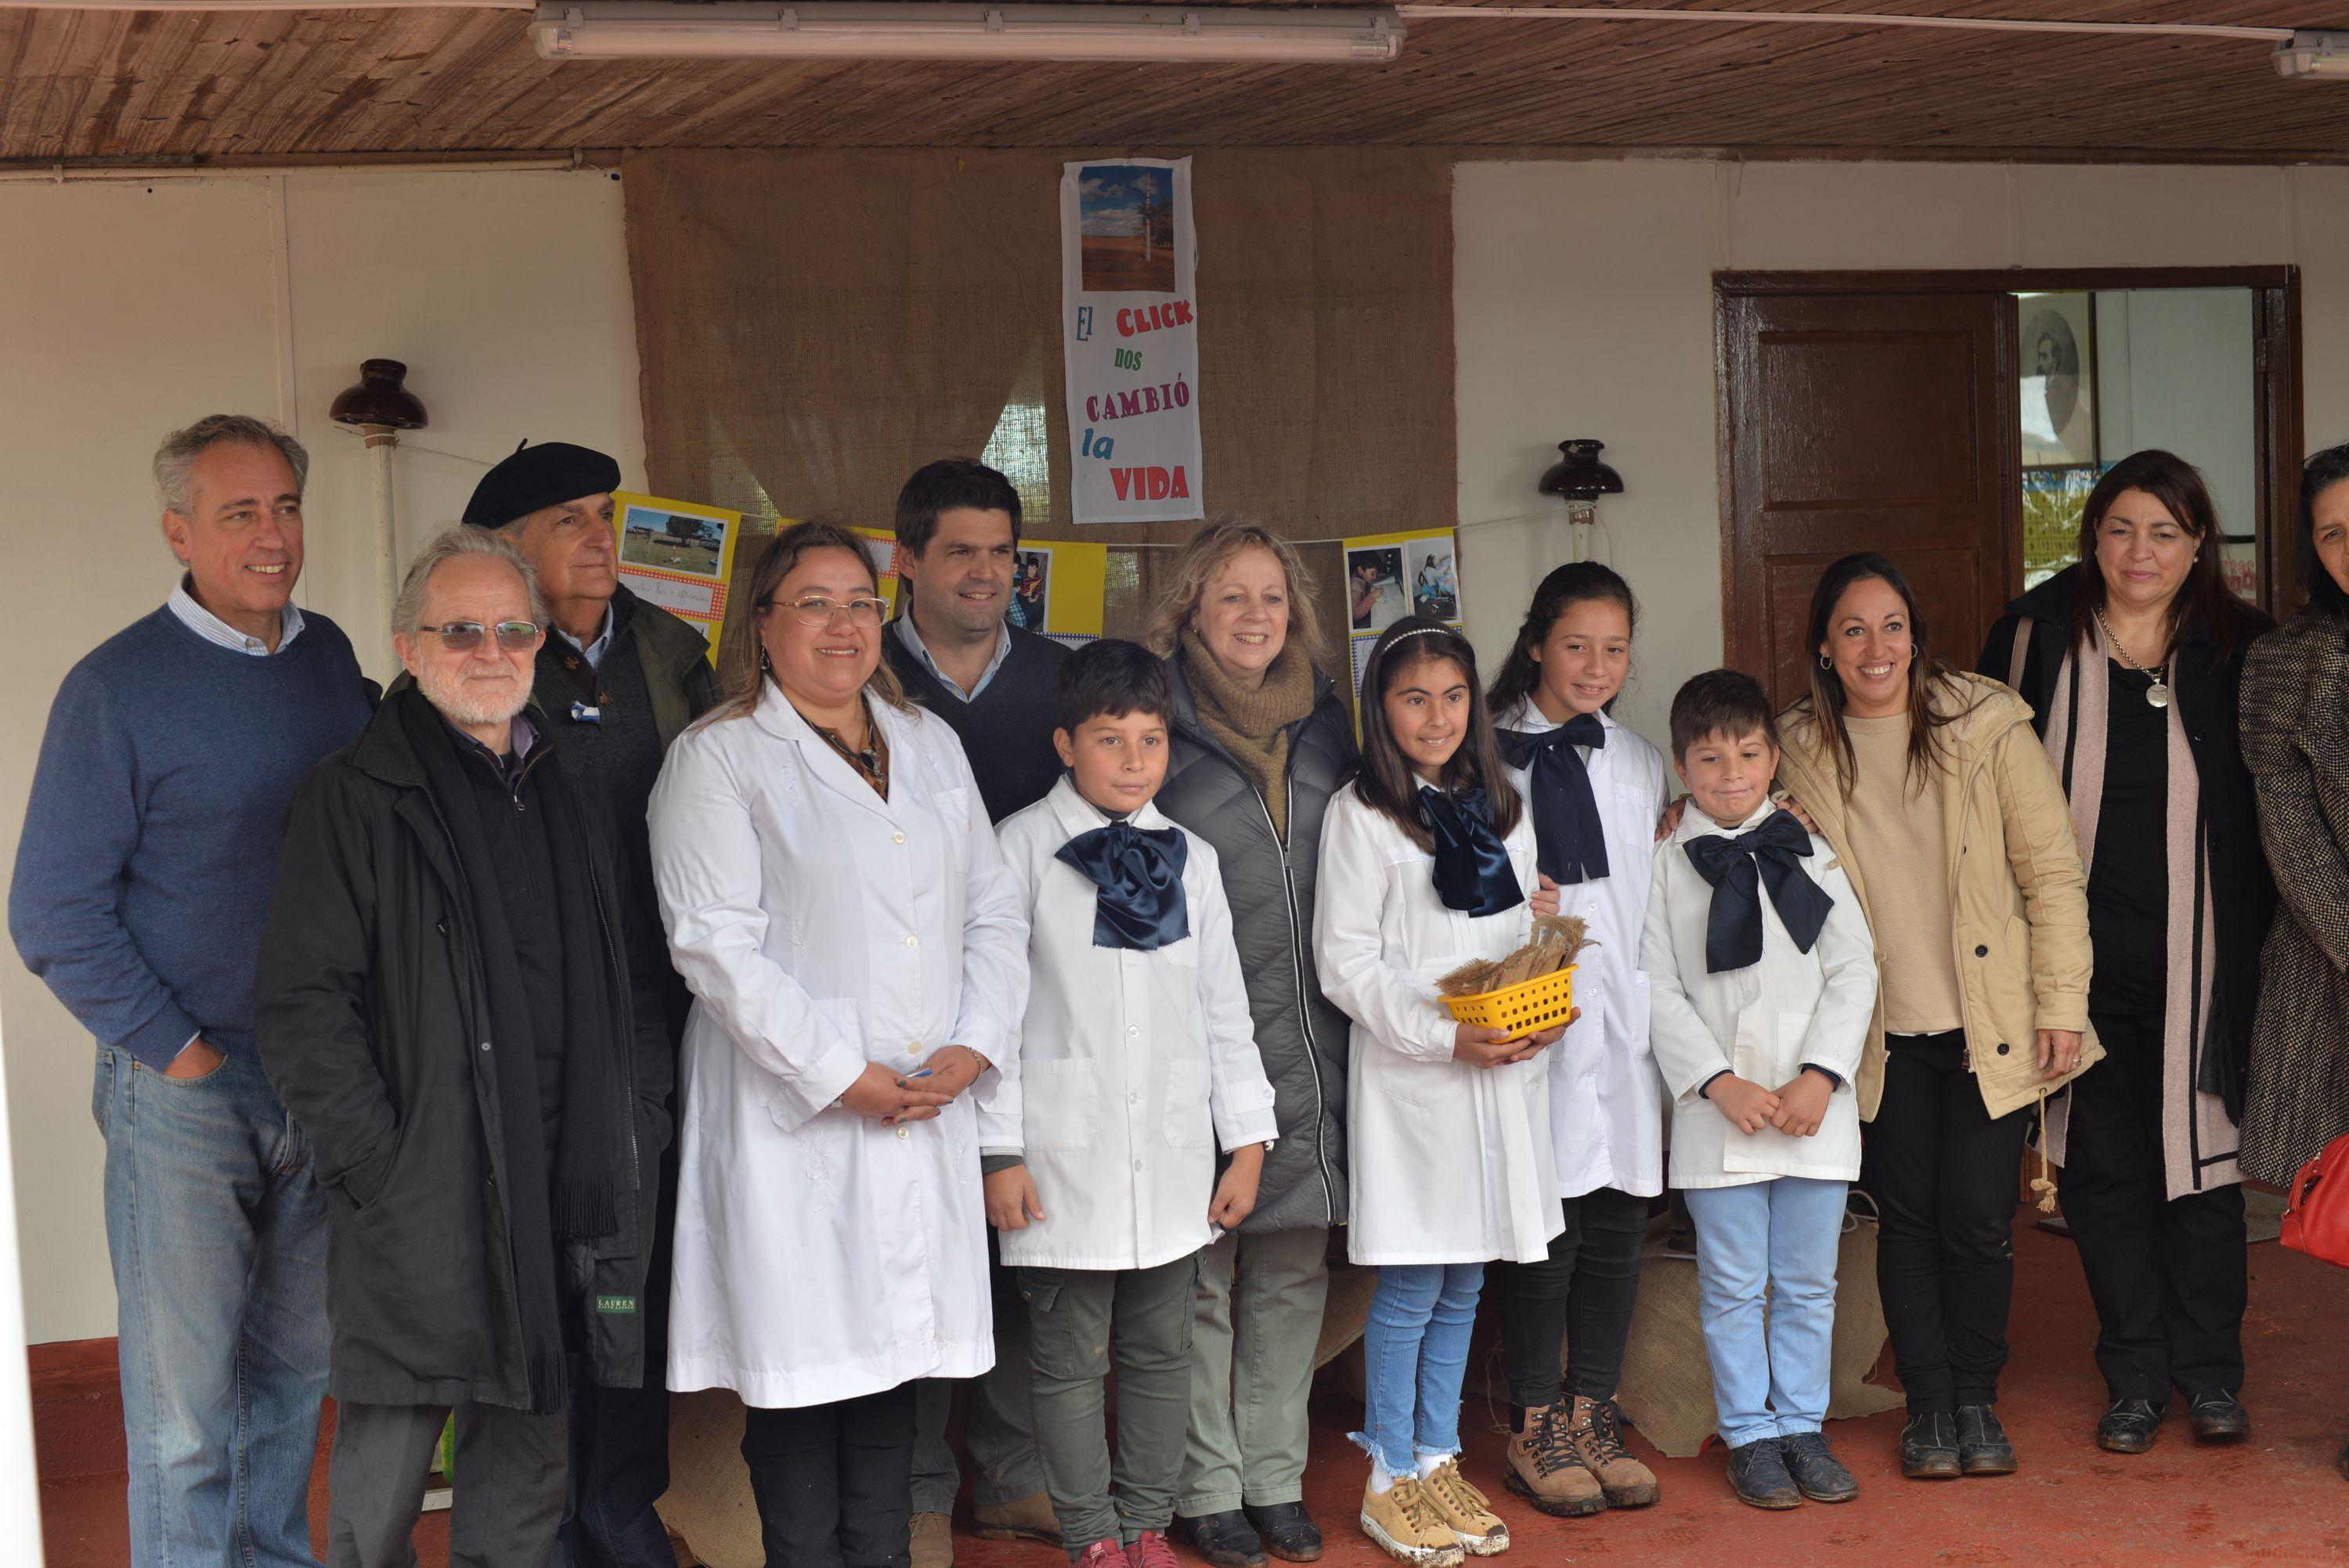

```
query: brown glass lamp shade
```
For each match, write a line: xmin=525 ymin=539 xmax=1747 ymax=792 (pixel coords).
xmin=329 ymin=359 xmax=429 ymax=431
xmin=1537 ymin=439 xmax=1623 ymax=502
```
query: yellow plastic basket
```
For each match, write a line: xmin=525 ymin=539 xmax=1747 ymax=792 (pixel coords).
xmin=1442 ymin=964 xmax=1576 ymax=1040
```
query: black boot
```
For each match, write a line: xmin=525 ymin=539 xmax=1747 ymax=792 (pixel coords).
xmin=1725 ymin=1440 xmax=1802 ymax=1509
xmin=1955 ymin=1405 xmax=2016 ymax=1475
xmin=2187 ymin=1390 xmax=2250 ymax=1442
xmin=1172 ymin=1512 xmax=1268 ymax=1568
xmin=2097 ymin=1398 xmax=2162 ymax=1454
xmin=1779 ymin=1432 xmax=1857 ymax=1503
xmin=1243 ymin=1502 xmax=1324 ymax=1563
xmin=1899 ymin=1411 xmax=1961 ymax=1479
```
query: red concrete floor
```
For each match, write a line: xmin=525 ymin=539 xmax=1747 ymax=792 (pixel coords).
xmin=37 ymin=1211 xmax=2349 ymax=1567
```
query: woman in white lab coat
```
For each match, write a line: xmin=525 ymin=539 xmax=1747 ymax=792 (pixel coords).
xmin=648 ymin=521 xmax=1029 ymax=1568
xmin=1484 ymin=561 xmax=1672 ymax=1516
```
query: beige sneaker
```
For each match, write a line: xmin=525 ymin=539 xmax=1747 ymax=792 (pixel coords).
xmin=972 ymin=1491 xmax=1063 ymax=1547
xmin=1418 ymin=1459 xmax=1510 ymax=1556
xmin=1566 ymin=1395 xmax=1661 ymax=1508
xmin=911 ymin=1511 xmax=954 ymax=1568
xmin=1503 ymin=1402 xmax=1606 ymax=1517
xmin=1359 ymin=1476 xmax=1465 ymax=1566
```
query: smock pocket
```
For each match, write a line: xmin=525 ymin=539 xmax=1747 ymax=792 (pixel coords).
xmin=1163 ymin=1058 xmax=1212 ymax=1148
xmin=1021 ymin=1060 xmax=1098 ymax=1153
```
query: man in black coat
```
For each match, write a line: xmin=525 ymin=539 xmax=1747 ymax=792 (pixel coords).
xmin=255 ymin=526 xmax=673 ymax=1568
xmin=465 ymin=440 xmax=721 ymax=1568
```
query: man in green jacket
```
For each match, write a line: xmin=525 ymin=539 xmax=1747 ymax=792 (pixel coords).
xmin=465 ymin=440 xmax=723 ymax=1568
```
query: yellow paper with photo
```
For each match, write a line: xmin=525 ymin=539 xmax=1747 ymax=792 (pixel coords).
xmin=1342 ymin=525 xmax=1461 ymax=699
xmin=612 ymin=491 xmax=744 ymax=664
xmin=1009 ymin=538 xmax=1107 ymax=643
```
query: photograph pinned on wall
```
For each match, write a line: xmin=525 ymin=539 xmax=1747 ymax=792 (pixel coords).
xmin=1409 ymin=539 xmax=1459 ymax=621
xmin=1077 ymin=164 xmax=1179 ymax=294
xmin=2019 ymin=292 xmax=2098 ymax=468
xmin=1347 ymin=545 xmax=1408 ymax=632
xmin=1009 ymin=548 xmax=1052 ymax=632
xmin=621 ymin=506 xmax=728 ymax=580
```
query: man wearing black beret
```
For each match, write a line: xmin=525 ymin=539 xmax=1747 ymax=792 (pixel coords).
xmin=467 ymin=439 xmax=720 ymax=1568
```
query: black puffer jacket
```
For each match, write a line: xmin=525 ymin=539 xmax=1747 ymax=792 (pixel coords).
xmin=1156 ymin=653 xmax=1357 ymax=1233
xmin=254 ymin=695 xmax=673 ymax=1408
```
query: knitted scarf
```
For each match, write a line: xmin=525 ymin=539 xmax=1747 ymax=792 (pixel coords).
xmin=1181 ymin=629 xmax=1316 ymax=842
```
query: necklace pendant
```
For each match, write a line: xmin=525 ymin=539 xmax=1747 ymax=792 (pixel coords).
xmin=2145 ymin=679 xmax=2170 ymax=710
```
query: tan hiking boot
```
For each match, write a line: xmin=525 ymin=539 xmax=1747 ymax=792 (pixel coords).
xmin=1502 ymin=1402 xmax=1605 ymax=1517
xmin=1359 ymin=1476 xmax=1464 ymax=1567
xmin=911 ymin=1511 xmax=954 ymax=1568
xmin=1418 ymin=1459 xmax=1510 ymax=1556
xmin=1566 ymin=1395 xmax=1661 ymax=1508
xmin=972 ymin=1491 xmax=1063 ymax=1547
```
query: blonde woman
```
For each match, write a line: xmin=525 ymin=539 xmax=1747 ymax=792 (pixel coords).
xmin=1148 ymin=516 xmax=1356 ymax=1566
xmin=649 ymin=521 xmax=1029 ymax=1567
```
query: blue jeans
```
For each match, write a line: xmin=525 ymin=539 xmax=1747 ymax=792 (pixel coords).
xmin=95 ymin=1044 xmax=331 ymax=1567
xmin=1683 ymin=1178 xmax=1846 ymax=1449
xmin=1355 ymin=1263 xmax=1485 ymax=1477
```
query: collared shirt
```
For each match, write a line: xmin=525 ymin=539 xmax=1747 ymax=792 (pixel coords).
xmin=554 ymin=604 xmax=615 ymax=672
xmin=893 ymin=613 xmax=1012 ymax=702
xmin=167 ymin=577 xmax=305 ymax=656
xmin=442 ymin=709 xmax=542 ymax=788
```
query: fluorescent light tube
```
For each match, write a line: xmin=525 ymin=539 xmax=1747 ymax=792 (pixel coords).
xmin=2275 ymin=30 xmax=2349 ymax=77
xmin=531 ymin=2 xmax=1405 ymax=63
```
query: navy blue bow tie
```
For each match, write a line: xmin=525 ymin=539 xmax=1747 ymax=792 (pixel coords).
xmin=1056 ymin=820 xmax=1191 ymax=952
xmin=1681 ymin=808 xmax=1832 ymax=974
xmin=1419 ymin=787 xmax=1526 ymax=918
xmin=1499 ymin=713 xmax=1610 ymax=885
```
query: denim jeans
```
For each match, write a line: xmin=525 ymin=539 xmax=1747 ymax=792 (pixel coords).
xmin=1355 ymin=1263 xmax=1485 ymax=1477
xmin=1683 ymin=1177 xmax=1846 ymax=1449
xmin=94 ymin=1044 xmax=330 ymax=1568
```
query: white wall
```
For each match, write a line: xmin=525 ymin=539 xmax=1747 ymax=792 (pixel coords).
xmin=2096 ymin=287 xmax=2260 ymax=535
xmin=1453 ymin=160 xmax=2349 ymax=752
xmin=0 ymin=167 xmax=644 ymax=1345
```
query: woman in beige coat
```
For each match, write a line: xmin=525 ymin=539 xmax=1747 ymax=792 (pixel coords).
xmin=1773 ymin=553 xmax=2098 ymax=1484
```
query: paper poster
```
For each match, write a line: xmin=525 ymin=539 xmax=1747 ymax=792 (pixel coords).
xmin=612 ymin=491 xmax=742 ymax=661
xmin=1343 ymin=527 xmax=1463 ymax=699
xmin=1061 ymin=158 xmax=1203 ymax=524
xmin=850 ymin=528 xmax=1106 ymax=647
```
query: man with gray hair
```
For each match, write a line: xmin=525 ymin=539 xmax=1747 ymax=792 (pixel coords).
xmin=254 ymin=525 xmax=673 ymax=1568
xmin=10 ymin=414 xmax=372 ymax=1567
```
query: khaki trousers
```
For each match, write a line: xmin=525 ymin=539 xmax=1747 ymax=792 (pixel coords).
xmin=1177 ymin=1227 xmax=1330 ymax=1515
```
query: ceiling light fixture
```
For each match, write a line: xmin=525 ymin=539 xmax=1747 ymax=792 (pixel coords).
xmin=530 ymin=2 xmax=1405 ymax=63
xmin=2275 ymin=31 xmax=2349 ymax=78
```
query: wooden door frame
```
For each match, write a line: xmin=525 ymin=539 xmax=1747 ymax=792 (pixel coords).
xmin=1714 ymin=266 xmax=2306 ymax=660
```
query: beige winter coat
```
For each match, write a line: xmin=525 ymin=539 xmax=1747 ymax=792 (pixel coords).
xmin=1775 ymin=671 xmax=2102 ymax=1122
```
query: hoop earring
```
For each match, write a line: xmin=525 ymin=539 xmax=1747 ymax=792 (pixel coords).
xmin=1817 ymin=654 xmax=1832 ymax=671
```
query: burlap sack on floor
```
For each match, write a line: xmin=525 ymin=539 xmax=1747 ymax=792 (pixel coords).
xmin=660 ymin=1390 xmax=759 ymax=1568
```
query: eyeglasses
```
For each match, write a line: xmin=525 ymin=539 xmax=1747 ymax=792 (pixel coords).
xmin=420 ymin=620 xmax=541 ymax=653
xmin=768 ymin=595 xmax=888 ymax=629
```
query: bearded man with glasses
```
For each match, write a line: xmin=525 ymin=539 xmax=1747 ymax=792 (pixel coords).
xmin=460 ymin=440 xmax=720 ymax=1568
xmin=254 ymin=524 xmax=675 ymax=1568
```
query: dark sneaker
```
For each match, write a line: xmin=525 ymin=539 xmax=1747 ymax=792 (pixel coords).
xmin=1725 ymin=1439 xmax=1802 ymax=1509
xmin=1173 ymin=1512 xmax=1269 ymax=1568
xmin=1779 ymin=1431 xmax=1858 ymax=1503
xmin=1955 ymin=1404 xmax=2017 ymax=1475
xmin=2187 ymin=1390 xmax=2250 ymax=1442
xmin=1900 ymin=1411 xmax=1962 ymax=1479
xmin=2097 ymin=1398 xmax=2163 ymax=1454
xmin=1243 ymin=1501 xmax=1325 ymax=1563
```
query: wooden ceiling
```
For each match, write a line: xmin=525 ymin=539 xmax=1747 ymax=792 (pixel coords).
xmin=8 ymin=1 xmax=2349 ymax=163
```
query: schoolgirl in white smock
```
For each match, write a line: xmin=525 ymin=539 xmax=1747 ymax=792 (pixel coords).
xmin=1313 ymin=782 xmax=1562 ymax=1266
xmin=648 ymin=682 xmax=1030 ymax=1409
xmin=1493 ymin=699 xmax=1672 ymax=1202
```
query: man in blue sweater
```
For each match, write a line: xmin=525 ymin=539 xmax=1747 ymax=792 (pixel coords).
xmin=10 ymin=415 xmax=373 ymax=1568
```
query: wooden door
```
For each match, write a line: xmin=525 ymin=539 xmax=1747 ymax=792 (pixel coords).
xmin=1717 ymin=284 xmax=2018 ymax=710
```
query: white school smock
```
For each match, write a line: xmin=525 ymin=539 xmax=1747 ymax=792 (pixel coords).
xmin=1495 ymin=700 xmax=1671 ymax=1201
xmin=648 ymin=682 xmax=1030 ymax=1408
xmin=1313 ymin=782 xmax=1562 ymax=1267
xmin=990 ymin=777 xmax=1280 ymax=1271
xmin=1639 ymin=802 xmax=1876 ymax=1191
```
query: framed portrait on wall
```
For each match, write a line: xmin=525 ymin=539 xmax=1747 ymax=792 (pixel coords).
xmin=2019 ymin=291 xmax=2097 ymax=468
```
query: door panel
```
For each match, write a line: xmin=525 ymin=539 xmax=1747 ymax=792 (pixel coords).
xmin=1719 ymin=287 xmax=2016 ymax=712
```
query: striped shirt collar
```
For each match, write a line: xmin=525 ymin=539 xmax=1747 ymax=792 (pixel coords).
xmin=167 ymin=577 xmax=305 ymax=657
